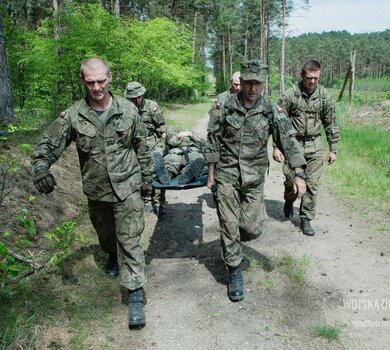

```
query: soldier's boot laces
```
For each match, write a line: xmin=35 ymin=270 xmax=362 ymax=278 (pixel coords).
xmin=128 ymin=287 xmax=146 ymax=330
xmin=227 ymin=265 xmax=244 ymax=302
xmin=177 ymin=158 xmax=205 ymax=184
xmin=301 ymin=219 xmax=316 ymax=236
xmin=105 ymin=252 xmax=119 ymax=278
xmin=283 ymin=201 xmax=294 ymax=220
xmin=153 ymin=153 xmax=171 ymax=185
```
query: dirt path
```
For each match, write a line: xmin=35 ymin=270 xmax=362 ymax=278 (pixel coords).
xmin=94 ymin=113 xmax=390 ymax=350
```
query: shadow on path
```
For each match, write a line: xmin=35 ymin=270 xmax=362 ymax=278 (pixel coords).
xmin=145 ymin=192 xmax=274 ymax=286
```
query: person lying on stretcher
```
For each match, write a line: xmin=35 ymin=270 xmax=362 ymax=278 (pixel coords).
xmin=153 ymin=127 xmax=206 ymax=185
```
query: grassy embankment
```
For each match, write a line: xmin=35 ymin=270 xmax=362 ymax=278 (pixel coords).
xmin=324 ymin=78 xmax=390 ymax=230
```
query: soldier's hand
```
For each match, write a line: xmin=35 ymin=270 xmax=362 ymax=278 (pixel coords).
xmin=327 ymin=151 xmax=337 ymax=165
xmin=293 ymin=177 xmax=306 ymax=199
xmin=272 ymin=148 xmax=284 ymax=163
xmin=141 ymin=182 xmax=153 ymax=197
xmin=34 ymin=170 xmax=57 ymax=194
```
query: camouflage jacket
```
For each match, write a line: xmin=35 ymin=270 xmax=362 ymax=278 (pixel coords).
xmin=279 ymin=83 xmax=340 ymax=152
xmin=206 ymin=92 xmax=306 ymax=186
xmin=138 ymin=99 xmax=166 ymax=151
xmin=31 ymin=94 xmax=153 ymax=201
xmin=164 ymin=127 xmax=206 ymax=153
xmin=215 ymin=89 xmax=233 ymax=107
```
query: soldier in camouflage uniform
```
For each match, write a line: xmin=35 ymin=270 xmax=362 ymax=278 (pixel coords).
xmin=31 ymin=58 xmax=153 ymax=329
xmin=215 ymin=71 xmax=241 ymax=108
xmin=153 ymin=127 xmax=206 ymax=185
xmin=273 ymin=59 xmax=340 ymax=236
xmin=124 ymin=81 xmax=167 ymax=215
xmin=206 ymin=60 xmax=307 ymax=302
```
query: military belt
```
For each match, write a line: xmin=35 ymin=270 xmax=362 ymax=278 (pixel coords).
xmin=296 ymin=134 xmax=321 ymax=142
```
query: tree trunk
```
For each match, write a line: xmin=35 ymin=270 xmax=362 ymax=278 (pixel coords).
xmin=114 ymin=0 xmax=120 ymax=17
xmin=228 ymin=26 xmax=232 ymax=78
xmin=260 ymin=0 xmax=266 ymax=61
xmin=192 ymin=11 xmax=198 ymax=64
xmin=222 ymin=35 xmax=226 ymax=87
xmin=280 ymin=0 xmax=286 ymax=96
xmin=0 ymin=14 xmax=15 ymax=125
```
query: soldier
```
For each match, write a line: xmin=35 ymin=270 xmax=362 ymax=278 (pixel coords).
xmin=153 ymin=127 xmax=206 ymax=185
xmin=124 ymin=82 xmax=167 ymax=215
xmin=273 ymin=59 xmax=340 ymax=236
xmin=215 ymin=71 xmax=241 ymax=108
xmin=206 ymin=59 xmax=307 ymax=302
xmin=31 ymin=58 xmax=153 ymax=329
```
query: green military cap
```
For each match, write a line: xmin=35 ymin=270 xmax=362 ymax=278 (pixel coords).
xmin=124 ymin=81 xmax=146 ymax=98
xmin=240 ymin=60 xmax=268 ymax=83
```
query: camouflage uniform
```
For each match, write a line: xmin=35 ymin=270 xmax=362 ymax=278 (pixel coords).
xmin=163 ymin=127 xmax=205 ymax=177
xmin=216 ymin=89 xmax=232 ymax=106
xmin=279 ymin=83 xmax=340 ymax=221
xmin=124 ymin=82 xmax=166 ymax=213
xmin=31 ymin=94 xmax=153 ymax=291
xmin=207 ymin=93 xmax=306 ymax=267
xmin=138 ymin=98 xmax=166 ymax=154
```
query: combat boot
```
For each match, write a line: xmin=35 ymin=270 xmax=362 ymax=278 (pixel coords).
xmin=105 ymin=252 xmax=119 ymax=277
xmin=153 ymin=153 xmax=171 ymax=185
xmin=301 ymin=219 xmax=316 ymax=236
xmin=283 ymin=201 xmax=294 ymax=219
xmin=128 ymin=287 xmax=146 ymax=329
xmin=177 ymin=158 xmax=205 ymax=184
xmin=227 ymin=265 xmax=244 ymax=302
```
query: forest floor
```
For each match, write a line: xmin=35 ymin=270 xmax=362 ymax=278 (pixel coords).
xmin=1 ymin=102 xmax=390 ymax=350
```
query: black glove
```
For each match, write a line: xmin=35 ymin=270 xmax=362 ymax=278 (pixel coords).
xmin=141 ymin=182 xmax=153 ymax=197
xmin=34 ymin=170 xmax=57 ymax=194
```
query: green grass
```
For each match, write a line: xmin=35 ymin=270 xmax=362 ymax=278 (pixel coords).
xmin=278 ymin=254 xmax=310 ymax=284
xmin=162 ymin=101 xmax=212 ymax=131
xmin=324 ymin=124 xmax=390 ymax=217
xmin=313 ymin=323 xmax=342 ymax=341
xmin=0 ymin=214 xmax=119 ymax=350
xmin=256 ymin=277 xmax=275 ymax=292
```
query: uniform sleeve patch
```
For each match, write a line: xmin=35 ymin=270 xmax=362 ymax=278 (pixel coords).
xmin=152 ymin=106 xmax=158 ymax=113
xmin=215 ymin=103 xmax=221 ymax=110
xmin=277 ymin=107 xmax=284 ymax=113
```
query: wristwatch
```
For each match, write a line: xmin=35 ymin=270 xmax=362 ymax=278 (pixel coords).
xmin=294 ymin=172 xmax=307 ymax=180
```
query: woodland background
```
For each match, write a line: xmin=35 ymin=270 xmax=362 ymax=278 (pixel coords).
xmin=0 ymin=0 xmax=389 ymax=127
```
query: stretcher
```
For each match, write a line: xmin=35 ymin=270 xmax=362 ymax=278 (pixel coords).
xmin=151 ymin=166 xmax=208 ymax=190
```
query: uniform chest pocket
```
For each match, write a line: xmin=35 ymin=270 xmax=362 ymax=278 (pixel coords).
xmin=76 ymin=120 xmax=98 ymax=152
xmin=222 ymin=114 xmax=244 ymax=141
xmin=113 ymin=117 xmax=135 ymax=146
xmin=302 ymin=100 xmax=321 ymax=117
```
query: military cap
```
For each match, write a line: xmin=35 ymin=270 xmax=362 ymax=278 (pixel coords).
xmin=240 ymin=60 xmax=268 ymax=83
xmin=124 ymin=81 xmax=146 ymax=98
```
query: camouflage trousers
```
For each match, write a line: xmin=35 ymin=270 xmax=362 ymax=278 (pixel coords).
xmin=214 ymin=181 xmax=266 ymax=267
xmin=164 ymin=149 xmax=204 ymax=177
xmin=144 ymin=149 xmax=167 ymax=212
xmin=88 ymin=191 xmax=146 ymax=290
xmin=283 ymin=139 xmax=324 ymax=221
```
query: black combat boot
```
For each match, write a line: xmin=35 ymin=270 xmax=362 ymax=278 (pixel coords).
xmin=301 ymin=219 xmax=316 ymax=236
xmin=283 ymin=201 xmax=294 ymax=219
xmin=227 ymin=265 xmax=244 ymax=302
xmin=105 ymin=252 xmax=119 ymax=277
xmin=128 ymin=287 xmax=146 ymax=329
xmin=177 ymin=158 xmax=205 ymax=184
xmin=153 ymin=153 xmax=171 ymax=185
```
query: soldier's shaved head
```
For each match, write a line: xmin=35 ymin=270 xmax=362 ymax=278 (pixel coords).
xmin=79 ymin=57 xmax=111 ymax=80
xmin=230 ymin=71 xmax=241 ymax=93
